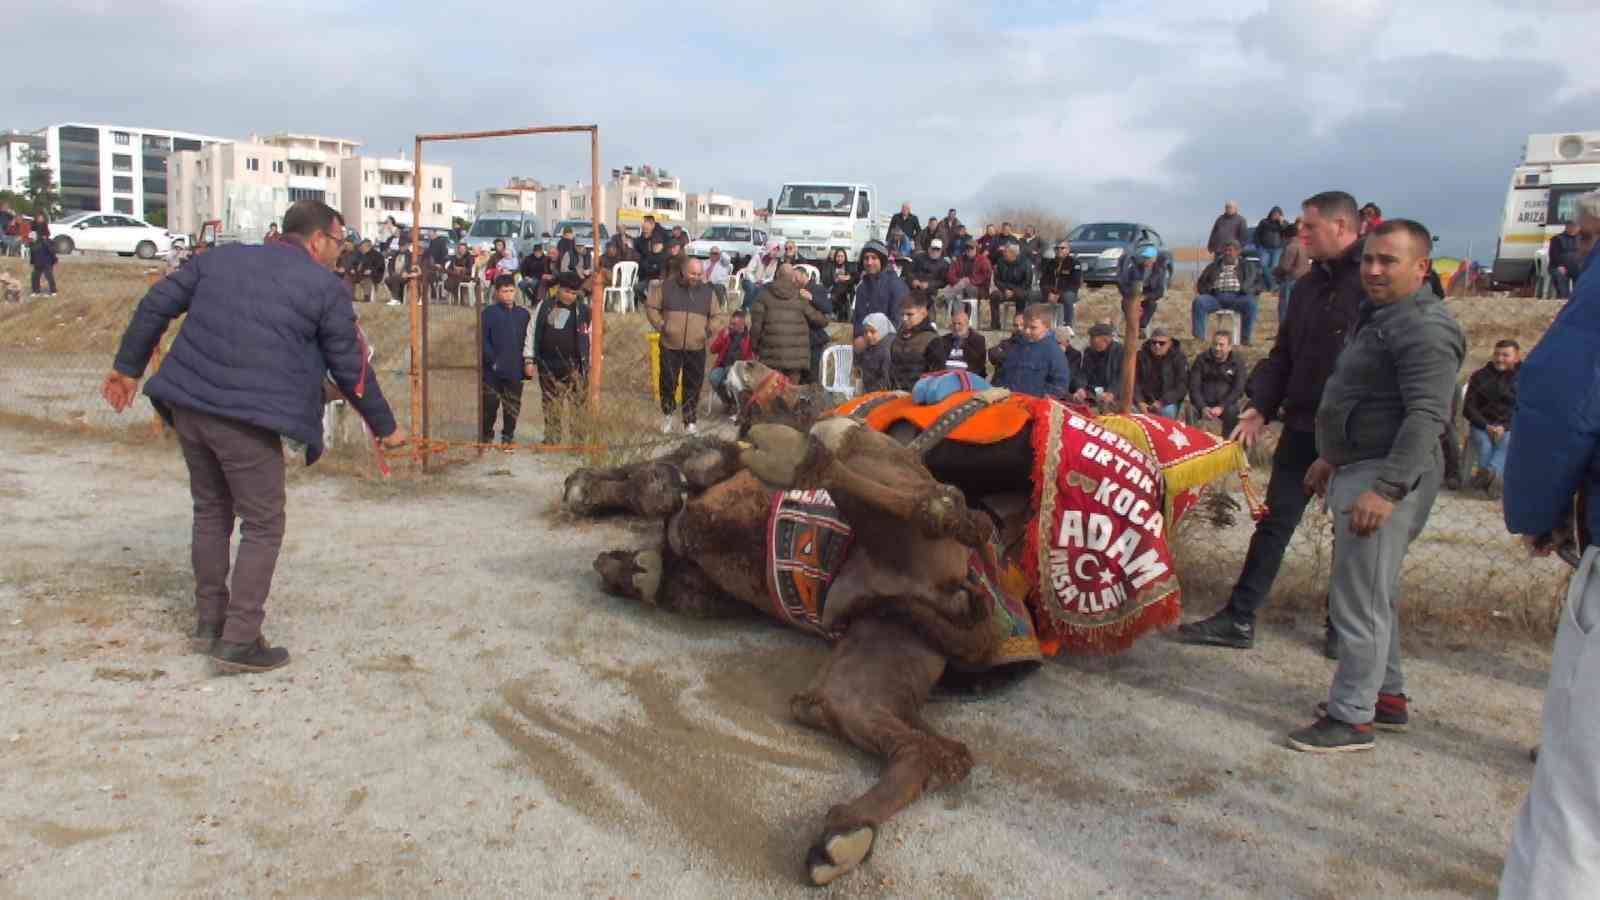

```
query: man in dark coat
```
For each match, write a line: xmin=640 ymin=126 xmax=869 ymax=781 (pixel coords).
xmin=924 ymin=304 xmax=986 ymax=376
xmin=101 ymin=200 xmax=405 ymax=674
xmin=481 ymin=275 xmax=533 ymax=447
xmin=1548 ymin=221 xmax=1583 ymax=300
xmin=1188 ymin=331 xmax=1247 ymax=436
xmin=1134 ymin=328 xmax=1188 ymax=417
xmin=1462 ymin=339 xmax=1520 ymax=496
xmin=751 ymin=264 xmax=829 ymax=382
xmin=991 ymin=241 xmax=1034 ymax=330
xmin=889 ymin=292 xmax=939 ymax=390
xmin=850 ymin=241 xmax=908 ymax=348
xmin=352 ymin=239 xmax=385 ymax=303
xmin=1207 ymin=200 xmax=1248 ymax=255
xmin=888 ymin=203 xmax=921 ymax=246
xmin=1072 ymin=322 xmax=1124 ymax=409
xmin=523 ymin=272 xmax=590 ymax=444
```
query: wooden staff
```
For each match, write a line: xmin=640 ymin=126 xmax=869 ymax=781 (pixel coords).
xmin=1119 ymin=282 xmax=1140 ymax=414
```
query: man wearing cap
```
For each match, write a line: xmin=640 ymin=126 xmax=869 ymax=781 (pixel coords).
xmin=909 ymin=239 xmax=951 ymax=312
xmin=1117 ymin=244 xmax=1168 ymax=334
xmin=1073 ymin=322 xmax=1125 ymax=409
xmin=524 ymin=272 xmax=590 ymax=444
xmin=850 ymin=240 xmax=908 ymax=351
xmin=1191 ymin=239 xmax=1264 ymax=345
xmin=1040 ymin=239 xmax=1084 ymax=326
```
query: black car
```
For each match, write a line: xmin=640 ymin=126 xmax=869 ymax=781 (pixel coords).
xmin=1064 ymin=222 xmax=1173 ymax=286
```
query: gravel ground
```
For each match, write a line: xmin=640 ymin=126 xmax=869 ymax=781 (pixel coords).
xmin=0 ymin=425 xmax=1551 ymax=899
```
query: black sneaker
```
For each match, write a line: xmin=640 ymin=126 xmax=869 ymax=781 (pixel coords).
xmin=211 ymin=638 xmax=290 ymax=674
xmin=1174 ymin=610 xmax=1254 ymax=649
xmin=190 ymin=621 xmax=223 ymax=654
xmin=1316 ymin=693 xmax=1409 ymax=732
xmin=1287 ymin=716 xmax=1374 ymax=753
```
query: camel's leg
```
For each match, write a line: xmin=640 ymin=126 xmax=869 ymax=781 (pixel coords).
xmin=565 ymin=439 xmax=741 ymax=517
xmin=592 ymin=546 xmax=748 ymax=618
xmin=789 ymin=618 xmax=971 ymax=886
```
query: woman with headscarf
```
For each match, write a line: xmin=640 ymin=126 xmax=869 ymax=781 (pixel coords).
xmin=737 ymin=239 xmax=783 ymax=312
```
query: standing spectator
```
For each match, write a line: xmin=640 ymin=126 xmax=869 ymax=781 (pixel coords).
xmin=352 ymin=239 xmax=384 ymax=303
xmin=1177 ymin=190 xmax=1366 ymax=652
xmin=100 ymin=200 xmax=405 ymax=673
xmin=703 ymin=246 xmax=732 ymax=307
xmin=976 ymin=224 xmax=998 ymax=258
xmin=888 ymin=203 xmax=921 ymax=246
xmin=1207 ymin=201 xmax=1248 ymax=256
xmin=0 ymin=202 xmax=16 ymax=257
xmin=1254 ymin=206 xmax=1287 ymax=290
xmin=1461 ymin=339 xmax=1520 ymax=498
xmin=1072 ymin=323 xmax=1125 ymax=409
xmin=858 ymin=312 xmax=896 ymax=393
xmin=29 ymin=229 xmax=59 ymax=296
xmin=1548 ymin=220 xmax=1583 ymax=300
xmin=632 ymin=215 xmax=666 ymax=258
xmin=637 ymin=236 xmax=668 ymax=307
xmin=1117 ymin=244 xmax=1168 ymax=334
xmin=821 ymin=247 xmax=855 ymax=322
xmin=1188 ymin=331 xmax=1247 ymax=436
xmin=992 ymin=305 xmax=1071 ymax=398
xmin=1358 ymin=202 xmax=1383 ymax=236
xmin=1289 ymin=218 xmax=1464 ymax=753
xmin=889 ymin=292 xmax=939 ymax=390
xmin=1134 ymin=328 xmax=1188 ymax=417
xmin=1498 ymin=191 xmax=1600 ymax=897
xmin=523 ymin=272 xmax=590 ymax=445
xmin=938 ymin=242 xmax=994 ymax=322
xmin=1040 ymin=238 xmax=1084 ymax=325
xmin=646 ymin=257 xmax=718 ymax=433
xmin=1191 ymin=240 xmax=1264 ymax=344
xmin=480 ymin=275 xmax=532 ymax=449
xmin=849 ymin=240 xmax=908 ymax=349
xmin=992 ymin=241 xmax=1035 ymax=330
xmin=737 ymin=239 xmax=782 ymax=312
xmin=707 ymin=310 xmax=754 ymax=414
xmin=751 ymin=263 xmax=829 ymax=383
xmin=925 ymin=304 xmax=986 ymax=376
xmin=263 ymin=223 xmax=282 ymax=244
xmin=1274 ymin=222 xmax=1311 ymax=323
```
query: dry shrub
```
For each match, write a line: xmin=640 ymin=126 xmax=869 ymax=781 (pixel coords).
xmin=981 ymin=205 xmax=1074 ymax=243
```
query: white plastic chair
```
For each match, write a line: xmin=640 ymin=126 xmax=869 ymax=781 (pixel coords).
xmin=820 ymin=343 xmax=855 ymax=399
xmin=961 ymin=298 xmax=979 ymax=323
xmin=605 ymin=261 xmax=639 ymax=313
xmin=797 ymin=263 xmax=821 ymax=285
xmin=1210 ymin=310 xmax=1242 ymax=344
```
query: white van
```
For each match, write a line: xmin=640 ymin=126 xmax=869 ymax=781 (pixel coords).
xmin=1492 ymin=131 xmax=1600 ymax=289
xmin=764 ymin=182 xmax=882 ymax=261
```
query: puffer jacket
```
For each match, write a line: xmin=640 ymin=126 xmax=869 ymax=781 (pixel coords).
xmin=1247 ymin=238 xmax=1363 ymax=433
xmin=889 ymin=318 xmax=940 ymax=390
xmin=1135 ymin=339 xmax=1188 ymax=407
xmin=1315 ymin=285 xmax=1465 ymax=493
xmin=111 ymin=241 xmax=396 ymax=464
xmin=751 ymin=277 xmax=828 ymax=372
xmin=1188 ymin=348 xmax=1247 ymax=409
xmin=850 ymin=251 xmax=909 ymax=336
xmin=646 ymin=274 xmax=717 ymax=351
xmin=1462 ymin=361 xmax=1518 ymax=429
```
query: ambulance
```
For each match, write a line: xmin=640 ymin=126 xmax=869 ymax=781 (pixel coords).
xmin=1492 ymin=131 xmax=1600 ymax=289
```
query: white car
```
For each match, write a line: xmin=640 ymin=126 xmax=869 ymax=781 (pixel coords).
xmin=683 ymin=223 xmax=769 ymax=269
xmin=51 ymin=212 xmax=181 ymax=259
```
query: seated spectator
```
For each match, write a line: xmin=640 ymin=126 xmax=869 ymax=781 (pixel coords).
xmin=909 ymin=239 xmax=951 ymax=301
xmin=948 ymin=224 xmax=972 ymax=258
xmin=750 ymin=263 xmax=829 ymax=383
xmin=707 ymin=310 xmax=755 ymax=414
xmin=992 ymin=241 xmax=1034 ymax=331
xmin=1117 ymin=244 xmax=1168 ymax=334
xmin=858 ymin=312 xmax=896 ymax=393
xmin=384 ymin=244 xmax=419 ymax=306
xmin=1462 ymin=339 xmax=1520 ymax=498
xmin=1072 ymin=322 xmax=1124 ymax=409
xmin=780 ymin=240 xmax=801 ymax=268
xmin=993 ymin=305 xmax=1071 ymax=398
xmin=887 ymin=228 xmax=914 ymax=257
xmin=1039 ymin=239 xmax=1083 ymax=326
xmin=738 ymin=240 xmax=782 ymax=312
xmin=637 ymin=236 xmax=668 ymax=306
xmin=1549 ymin=221 xmax=1583 ymax=300
xmin=334 ymin=239 xmax=359 ymax=289
xmin=821 ymin=248 xmax=856 ymax=322
xmin=987 ymin=311 xmax=1028 ymax=372
xmin=1187 ymin=331 xmax=1247 ymax=435
xmin=484 ymin=244 xmax=519 ymax=286
xmin=1055 ymin=326 xmax=1082 ymax=378
xmin=939 ymin=242 xmax=995 ymax=326
xmin=446 ymin=243 xmax=477 ymax=301
xmin=353 ymin=239 xmax=385 ymax=303
xmin=703 ymin=246 xmax=732 ymax=306
xmin=1190 ymin=240 xmax=1264 ymax=344
xmin=925 ymin=304 xmax=987 ymax=377
xmin=890 ymin=292 xmax=940 ymax=391
xmin=1134 ymin=327 xmax=1187 ymax=418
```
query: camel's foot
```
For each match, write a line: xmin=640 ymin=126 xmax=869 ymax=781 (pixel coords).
xmin=592 ymin=549 xmax=662 ymax=605
xmin=628 ymin=462 xmax=690 ymax=518
xmin=805 ymin=822 xmax=876 ymax=887
xmin=563 ymin=469 xmax=612 ymax=516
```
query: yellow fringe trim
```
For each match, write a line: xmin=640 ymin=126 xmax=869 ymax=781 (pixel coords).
xmin=1092 ymin=415 xmax=1249 ymax=534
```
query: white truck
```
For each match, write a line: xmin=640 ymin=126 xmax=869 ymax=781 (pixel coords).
xmin=1492 ymin=131 xmax=1600 ymax=290
xmin=763 ymin=182 xmax=884 ymax=261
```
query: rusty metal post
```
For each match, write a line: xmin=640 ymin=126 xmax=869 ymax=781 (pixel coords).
xmin=1119 ymin=284 xmax=1141 ymax=414
xmin=408 ymin=140 xmax=425 ymax=468
xmin=588 ymin=126 xmax=604 ymax=412
xmin=475 ymin=293 xmax=484 ymax=455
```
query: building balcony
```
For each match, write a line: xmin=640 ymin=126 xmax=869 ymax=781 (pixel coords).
xmin=377 ymin=157 xmax=411 ymax=172
xmin=288 ymin=173 xmax=327 ymax=191
xmin=379 ymin=183 xmax=413 ymax=199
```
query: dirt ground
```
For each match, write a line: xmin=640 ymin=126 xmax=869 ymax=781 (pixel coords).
xmin=0 ymin=423 xmax=1555 ymax=899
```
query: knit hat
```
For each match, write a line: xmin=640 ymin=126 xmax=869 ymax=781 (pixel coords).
xmin=1088 ymin=322 xmax=1115 ymax=338
xmin=862 ymin=312 xmax=894 ymax=338
xmin=555 ymin=272 xmax=583 ymax=290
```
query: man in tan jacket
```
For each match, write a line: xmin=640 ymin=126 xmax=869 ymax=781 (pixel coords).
xmin=646 ymin=257 xmax=719 ymax=433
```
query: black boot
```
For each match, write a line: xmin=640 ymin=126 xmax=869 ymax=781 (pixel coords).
xmin=190 ymin=621 xmax=223 ymax=654
xmin=1174 ymin=610 xmax=1254 ymax=649
xmin=211 ymin=637 xmax=290 ymax=674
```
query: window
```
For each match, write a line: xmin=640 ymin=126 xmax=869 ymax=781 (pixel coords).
xmin=245 ymin=157 xmax=260 ymax=172
xmin=327 ymin=166 xmax=335 ymax=179
xmin=431 ymin=177 xmax=442 ymax=189
xmin=364 ymin=197 xmax=376 ymax=209
xmin=113 ymin=198 xmax=133 ymax=214
xmin=60 ymin=125 xmax=99 ymax=144
xmin=113 ymin=131 xmax=131 ymax=145
xmin=113 ymin=175 xmax=133 ymax=192
xmin=432 ymin=202 xmax=443 ymax=215
xmin=112 ymin=154 xmax=132 ymax=172
xmin=173 ymin=138 xmax=202 ymax=152
xmin=288 ymin=188 xmax=325 ymax=203
xmin=271 ymin=160 xmax=284 ymax=174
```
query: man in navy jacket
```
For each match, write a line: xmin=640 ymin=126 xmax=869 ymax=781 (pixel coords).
xmin=102 ymin=201 xmax=405 ymax=674
xmin=481 ymin=274 xmax=532 ymax=446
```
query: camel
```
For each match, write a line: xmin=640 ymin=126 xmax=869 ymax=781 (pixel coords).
xmin=562 ymin=362 xmax=1249 ymax=886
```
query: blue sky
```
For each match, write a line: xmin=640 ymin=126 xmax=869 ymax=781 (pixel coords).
xmin=10 ymin=0 xmax=1598 ymax=257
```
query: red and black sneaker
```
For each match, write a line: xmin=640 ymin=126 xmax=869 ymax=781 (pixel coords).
xmin=1315 ymin=692 xmax=1410 ymax=733
xmin=1287 ymin=716 xmax=1375 ymax=753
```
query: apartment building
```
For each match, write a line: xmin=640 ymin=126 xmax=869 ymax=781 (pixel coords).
xmin=340 ymin=153 xmax=453 ymax=238
xmin=40 ymin=122 xmax=228 ymax=222
xmin=536 ymin=181 xmax=602 ymax=224
xmin=685 ymin=190 xmax=755 ymax=238
xmin=167 ymin=133 xmax=357 ymax=241
xmin=606 ymin=164 xmax=685 ymax=234
xmin=1 ymin=131 xmax=43 ymax=193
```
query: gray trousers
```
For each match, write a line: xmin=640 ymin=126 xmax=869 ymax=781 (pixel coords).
xmin=1326 ymin=458 xmax=1441 ymax=725
xmin=171 ymin=405 xmax=287 ymax=645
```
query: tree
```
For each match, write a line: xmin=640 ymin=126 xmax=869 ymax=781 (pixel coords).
xmin=0 ymin=189 xmax=32 ymax=216
xmin=19 ymin=147 xmax=60 ymax=220
xmin=452 ymin=216 xmax=470 ymax=233
xmin=983 ymin=205 xmax=1074 ymax=243
xmin=146 ymin=208 xmax=167 ymax=228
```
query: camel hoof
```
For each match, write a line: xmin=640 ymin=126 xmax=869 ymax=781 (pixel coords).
xmin=806 ymin=825 xmax=875 ymax=886
xmin=592 ymin=550 xmax=662 ymax=605
xmin=563 ymin=470 xmax=598 ymax=515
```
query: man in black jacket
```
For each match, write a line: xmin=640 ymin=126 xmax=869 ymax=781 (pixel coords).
xmin=1134 ymin=328 xmax=1187 ymax=417
xmin=353 ymin=239 xmax=385 ymax=303
xmin=1178 ymin=190 xmax=1365 ymax=651
xmin=101 ymin=200 xmax=405 ymax=673
xmin=925 ymin=304 xmax=986 ymax=376
xmin=1188 ymin=331 xmax=1247 ymax=436
xmin=1040 ymin=239 xmax=1083 ymax=325
xmin=481 ymin=275 xmax=532 ymax=447
xmin=1072 ymin=322 xmax=1124 ymax=409
xmin=1462 ymin=339 xmax=1520 ymax=497
xmin=890 ymin=292 xmax=940 ymax=390
xmin=523 ymin=272 xmax=590 ymax=444
xmin=993 ymin=241 xmax=1034 ymax=329
xmin=1549 ymin=221 xmax=1583 ymax=300
xmin=888 ymin=203 xmax=921 ymax=246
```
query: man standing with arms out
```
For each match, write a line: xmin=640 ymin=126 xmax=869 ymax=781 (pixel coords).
xmin=1290 ymin=219 xmax=1463 ymax=753
xmin=646 ymin=256 xmax=717 ymax=434
xmin=888 ymin=203 xmax=920 ymax=247
xmin=1498 ymin=190 xmax=1600 ymax=898
xmin=1177 ymin=191 xmax=1365 ymax=651
xmin=1188 ymin=330 xmax=1247 ymax=437
xmin=1548 ymin=220 xmax=1583 ymax=300
xmin=1461 ymin=339 xmax=1519 ymax=499
xmin=523 ymin=272 xmax=590 ymax=445
xmin=101 ymin=200 xmax=406 ymax=673
xmin=1191 ymin=239 xmax=1264 ymax=345
xmin=480 ymin=274 xmax=531 ymax=450
xmin=1207 ymin=200 xmax=1248 ymax=257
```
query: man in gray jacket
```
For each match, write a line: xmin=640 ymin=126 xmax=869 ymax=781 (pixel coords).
xmin=1291 ymin=219 xmax=1465 ymax=753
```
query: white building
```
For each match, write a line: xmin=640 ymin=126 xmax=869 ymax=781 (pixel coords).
xmin=606 ymin=164 xmax=685 ymax=235
xmin=536 ymin=181 xmax=603 ymax=225
xmin=451 ymin=198 xmax=474 ymax=224
xmin=476 ymin=177 xmax=542 ymax=215
xmin=340 ymin=152 xmax=453 ymax=238
xmin=1 ymin=131 xmax=43 ymax=193
xmin=167 ymin=133 xmax=359 ymax=242
xmin=685 ymin=190 xmax=755 ymax=238
xmin=40 ymin=122 xmax=229 ymax=222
